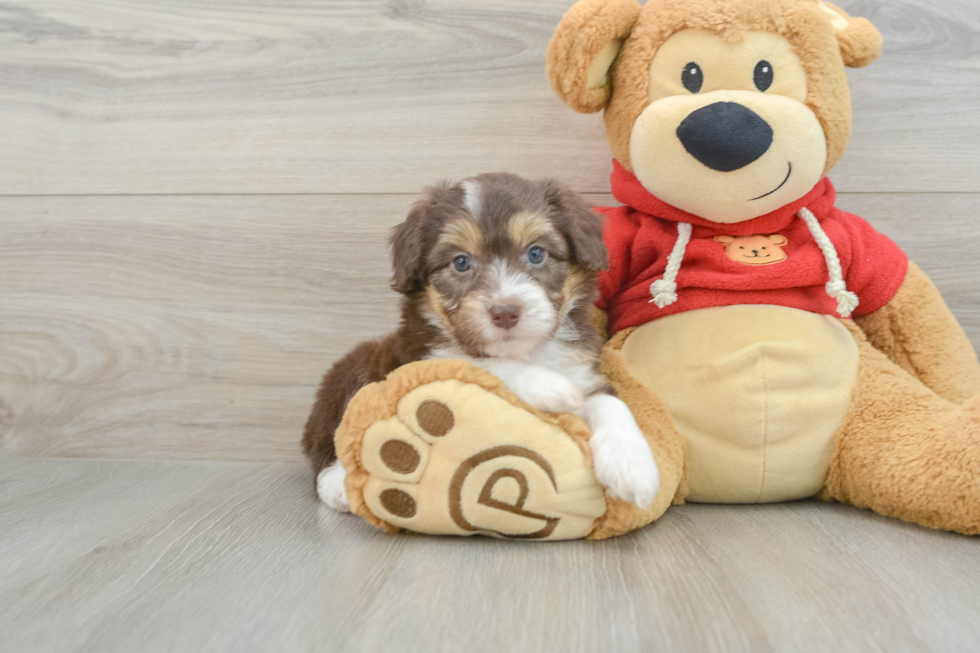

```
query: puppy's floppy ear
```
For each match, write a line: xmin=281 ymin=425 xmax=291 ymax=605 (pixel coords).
xmin=819 ymin=1 xmax=883 ymax=68
xmin=541 ymin=179 xmax=609 ymax=271
xmin=389 ymin=189 xmax=443 ymax=294
xmin=546 ymin=0 xmax=641 ymax=114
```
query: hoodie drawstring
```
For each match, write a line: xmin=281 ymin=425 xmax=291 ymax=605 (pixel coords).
xmin=797 ymin=207 xmax=859 ymax=318
xmin=647 ymin=208 xmax=860 ymax=318
xmin=648 ymin=222 xmax=692 ymax=308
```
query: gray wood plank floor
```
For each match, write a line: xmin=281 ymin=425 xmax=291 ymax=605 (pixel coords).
xmin=2 ymin=457 xmax=979 ymax=653
xmin=2 ymin=0 xmax=979 ymax=651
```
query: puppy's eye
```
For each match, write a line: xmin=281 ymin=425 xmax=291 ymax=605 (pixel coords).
xmin=453 ymin=254 xmax=471 ymax=272
xmin=754 ymin=60 xmax=773 ymax=92
xmin=682 ymin=62 xmax=703 ymax=93
xmin=527 ymin=246 xmax=547 ymax=265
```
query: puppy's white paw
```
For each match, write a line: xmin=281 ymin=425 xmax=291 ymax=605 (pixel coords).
xmin=512 ymin=367 xmax=585 ymax=413
xmin=584 ymin=395 xmax=659 ymax=508
xmin=590 ymin=431 xmax=659 ymax=507
xmin=316 ymin=463 xmax=350 ymax=513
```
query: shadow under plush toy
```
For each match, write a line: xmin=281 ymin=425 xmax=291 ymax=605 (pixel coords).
xmin=327 ymin=0 xmax=980 ymax=539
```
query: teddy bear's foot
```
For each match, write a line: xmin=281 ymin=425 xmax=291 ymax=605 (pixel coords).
xmin=335 ymin=361 xmax=608 ymax=540
xmin=821 ymin=338 xmax=980 ymax=535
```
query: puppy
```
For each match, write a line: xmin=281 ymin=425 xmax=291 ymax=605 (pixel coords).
xmin=303 ymin=173 xmax=659 ymax=512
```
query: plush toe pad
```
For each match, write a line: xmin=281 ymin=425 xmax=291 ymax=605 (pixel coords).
xmin=361 ymin=417 xmax=430 ymax=484
xmin=337 ymin=362 xmax=607 ymax=540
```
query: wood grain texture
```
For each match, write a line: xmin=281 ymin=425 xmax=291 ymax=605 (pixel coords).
xmin=1 ymin=457 xmax=978 ymax=653
xmin=0 ymin=194 xmax=401 ymax=461
xmin=0 ymin=0 xmax=978 ymax=195
xmin=2 ymin=192 xmax=978 ymax=462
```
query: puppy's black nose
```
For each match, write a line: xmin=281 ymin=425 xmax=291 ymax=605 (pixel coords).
xmin=489 ymin=304 xmax=521 ymax=330
xmin=676 ymin=102 xmax=773 ymax=172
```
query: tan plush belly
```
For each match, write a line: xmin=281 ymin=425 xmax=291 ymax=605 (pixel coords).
xmin=620 ymin=305 xmax=859 ymax=503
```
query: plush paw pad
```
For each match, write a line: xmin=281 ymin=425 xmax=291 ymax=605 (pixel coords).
xmin=355 ymin=379 xmax=607 ymax=540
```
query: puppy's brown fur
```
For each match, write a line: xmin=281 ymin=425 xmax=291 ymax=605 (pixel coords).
xmin=302 ymin=173 xmax=608 ymax=478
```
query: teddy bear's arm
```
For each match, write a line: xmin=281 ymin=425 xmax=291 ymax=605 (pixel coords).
xmin=855 ymin=261 xmax=980 ymax=404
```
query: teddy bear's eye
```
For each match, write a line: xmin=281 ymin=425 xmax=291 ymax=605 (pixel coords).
xmin=754 ymin=60 xmax=773 ymax=92
xmin=739 ymin=246 xmax=745 ymax=249
xmin=682 ymin=62 xmax=703 ymax=93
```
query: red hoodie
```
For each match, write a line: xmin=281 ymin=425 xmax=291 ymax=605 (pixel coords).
xmin=596 ymin=161 xmax=909 ymax=335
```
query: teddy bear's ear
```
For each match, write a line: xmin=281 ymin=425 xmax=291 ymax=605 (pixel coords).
xmin=818 ymin=1 xmax=883 ymax=68
xmin=546 ymin=0 xmax=641 ymax=113
xmin=768 ymin=234 xmax=789 ymax=247
xmin=714 ymin=235 xmax=735 ymax=245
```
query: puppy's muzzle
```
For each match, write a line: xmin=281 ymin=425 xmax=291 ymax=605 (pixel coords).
xmin=677 ymin=102 xmax=773 ymax=172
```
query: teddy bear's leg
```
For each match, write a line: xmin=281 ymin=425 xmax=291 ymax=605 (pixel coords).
xmin=335 ymin=359 xmax=616 ymax=540
xmin=855 ymin=262 xmax=980 ymax=404
xmin=820 ymin=324 xmax=980 ymax=534
xmin=587 ymin=329 xmax=689 ymax=539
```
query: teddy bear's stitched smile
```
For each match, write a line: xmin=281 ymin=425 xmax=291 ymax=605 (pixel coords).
xmin=749 ymin=161 xmax=793 ymax=201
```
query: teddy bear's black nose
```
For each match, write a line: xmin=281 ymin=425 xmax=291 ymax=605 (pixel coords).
xmin=676 ymin=102 xmax=773 ymax=172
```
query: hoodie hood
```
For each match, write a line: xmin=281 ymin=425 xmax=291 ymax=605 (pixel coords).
xmin=595 ymin=161 xmax=908 ymax=334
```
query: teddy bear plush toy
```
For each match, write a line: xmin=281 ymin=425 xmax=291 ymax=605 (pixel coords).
xmin=333 ymin=0 xmax=980 ymax=540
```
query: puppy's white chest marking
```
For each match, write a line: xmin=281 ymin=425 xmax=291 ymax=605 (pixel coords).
xmin=525 ymin=340 xmax=602 ymax=394
xmin=428 ymin=339 xmax=600 ymax=395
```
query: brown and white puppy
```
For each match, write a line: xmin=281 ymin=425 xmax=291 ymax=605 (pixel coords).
xmin=303 ymin=173 xmax=658 ymax=512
